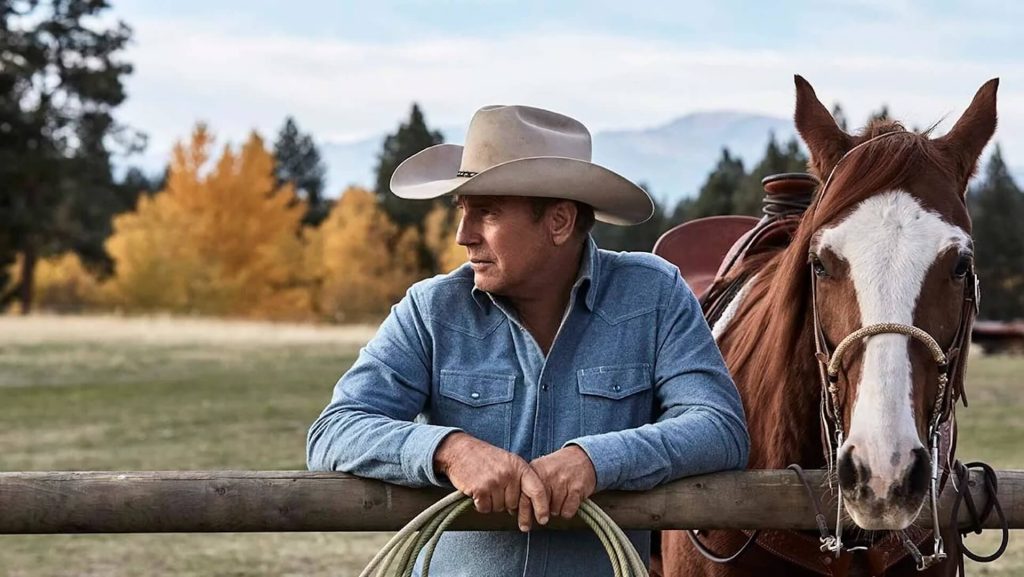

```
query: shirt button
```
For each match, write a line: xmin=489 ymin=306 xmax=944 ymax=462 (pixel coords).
xmin=541 ymin=383 xmax=549 ymax=391
xmin=612 ymin=385 xmax=621 ymax=392
xmin=470 ymin=392 xmax=480 ymax=400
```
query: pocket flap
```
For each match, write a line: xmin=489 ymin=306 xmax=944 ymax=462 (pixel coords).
xmin=440 ymin=370 xmax=516 ymax=407
xmin=577 ymin=364 xmax=652 ymax=400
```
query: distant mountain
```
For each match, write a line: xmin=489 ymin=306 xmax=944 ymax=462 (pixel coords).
xmin=313 ymin=114 xmax=1024 ymax=211
xmin=321 ymin=112 xmax=799 ymax=208
xmin=591 ymin=112 xmax=798 ymax=205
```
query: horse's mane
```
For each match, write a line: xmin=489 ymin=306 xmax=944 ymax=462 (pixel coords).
xmin=718 ymin=120 xmax=959 ymax=469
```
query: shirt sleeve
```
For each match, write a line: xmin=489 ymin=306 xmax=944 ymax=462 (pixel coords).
xmin=565 ymin=270 xmax=750 ymax=492
xmin=306 ymin=287 xmax=462 ymax=488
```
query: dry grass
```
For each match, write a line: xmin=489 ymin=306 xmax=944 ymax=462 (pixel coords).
xmin=0 ymin=313 xmax=378 ymax=347
xmin=0 ymin=315 xmax=1021 ymax=576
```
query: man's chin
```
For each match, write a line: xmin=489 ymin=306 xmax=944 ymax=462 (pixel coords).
xmin=472 ymin=274 xmax=503 ymax=294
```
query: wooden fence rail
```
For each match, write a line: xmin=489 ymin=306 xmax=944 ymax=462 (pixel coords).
xmin=1 ymin=470 xmax=1021 ymax=534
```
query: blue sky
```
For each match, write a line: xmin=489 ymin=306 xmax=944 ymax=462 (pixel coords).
xmin=112 ymin=0 xmax=1023 ymax=178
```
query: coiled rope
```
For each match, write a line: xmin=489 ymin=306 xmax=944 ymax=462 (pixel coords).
xmin=359 ymin=491 xmax=647 ymax=577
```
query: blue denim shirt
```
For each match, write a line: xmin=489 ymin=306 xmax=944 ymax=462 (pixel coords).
xmin=307 ymin=237 xmax=749 ymax=577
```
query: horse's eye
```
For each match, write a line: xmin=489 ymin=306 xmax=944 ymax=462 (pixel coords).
xmin=953 ymin=255 xmax=972 ymax=279
xmin=810 ymin=254 xmax=829 ymax=278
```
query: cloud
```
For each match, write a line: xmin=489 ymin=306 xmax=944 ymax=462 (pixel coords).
xmin=117 ymin=17 xmax=1024 ymax=174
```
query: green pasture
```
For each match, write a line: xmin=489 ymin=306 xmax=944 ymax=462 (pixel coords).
xmin=0 ymin=318 xmax=1021 ymax=576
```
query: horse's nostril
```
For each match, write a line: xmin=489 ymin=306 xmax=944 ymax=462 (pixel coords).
xmin=906 ymin=447 xmax=930 ymax=496
xmin=838 ymin=448 xmax=857 ymax=488
xmin=838 ymin=446 xmax=872 ymax=490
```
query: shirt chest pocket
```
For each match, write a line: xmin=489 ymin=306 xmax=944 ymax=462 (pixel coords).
xmin=577 ymin=364 xmax=654 ymax=436
xmin=438 ymin=370 xmax=516 ymax=450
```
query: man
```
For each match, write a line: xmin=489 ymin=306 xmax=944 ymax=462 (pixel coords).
xmin=307 ymin=105 xmax=749 ymax=576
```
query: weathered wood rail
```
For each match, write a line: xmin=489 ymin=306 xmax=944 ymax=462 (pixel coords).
xmin=1 ymin=470 xmax=1021 ymax=534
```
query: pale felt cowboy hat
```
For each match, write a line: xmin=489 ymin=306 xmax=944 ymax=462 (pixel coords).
xmin=390 ymin=105 xmax=655 ymax=225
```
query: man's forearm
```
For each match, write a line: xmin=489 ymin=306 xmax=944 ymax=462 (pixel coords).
xmin=307 ymin=406 xmax=461 ymax=488
xmin=566 ymin=405 xmax=749 ymax=492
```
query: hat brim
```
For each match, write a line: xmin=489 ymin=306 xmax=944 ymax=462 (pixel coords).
xmin=390 ymin=143 xmax=654 ymax=226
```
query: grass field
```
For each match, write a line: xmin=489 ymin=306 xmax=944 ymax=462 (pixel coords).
xmin=0 ymin=315 xmax=1021 ymax=576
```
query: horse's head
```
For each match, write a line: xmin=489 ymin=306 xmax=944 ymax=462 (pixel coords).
xmin=793 ymin=76 xmax=997 ymax=530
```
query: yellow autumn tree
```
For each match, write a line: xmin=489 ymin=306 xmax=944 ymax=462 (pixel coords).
xmin=424 ymin=204 xmax=466 ymax=273
xmin=105 ymin=124 xmax=311 ymax=319
xmin=308 ymin=186 xmax=421 ymax=322
xmin=5 ymin=252 xmax=103 ymax=312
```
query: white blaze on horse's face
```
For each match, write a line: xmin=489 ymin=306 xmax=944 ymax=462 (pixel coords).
xmin=816 ymin=190 xmax=970 ymax=530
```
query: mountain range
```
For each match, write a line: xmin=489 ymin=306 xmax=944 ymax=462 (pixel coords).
xmin=322 ymin=111 xmax=800 ymax=209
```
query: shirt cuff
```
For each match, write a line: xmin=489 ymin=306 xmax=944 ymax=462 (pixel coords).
xmin=401 ymin=424 xmax=464 ymax=487
xmin=563 ymin=434 xmax=625 ymax=493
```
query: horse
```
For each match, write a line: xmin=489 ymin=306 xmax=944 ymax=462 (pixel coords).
xmin=659 ymin=75 xmax=999 ymax=577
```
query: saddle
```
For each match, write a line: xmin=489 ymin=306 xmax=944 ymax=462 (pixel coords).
xmin=654 ymin=173 xmax=818 ymax=319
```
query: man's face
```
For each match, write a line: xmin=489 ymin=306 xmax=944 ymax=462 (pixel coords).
xmin=454 ymin=195 xmax=553 ymax=296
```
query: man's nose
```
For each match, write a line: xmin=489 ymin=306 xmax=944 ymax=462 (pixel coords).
xmin=455 ymin=214 xmax=477 ymax=246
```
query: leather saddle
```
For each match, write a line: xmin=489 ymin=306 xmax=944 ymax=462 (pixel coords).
xmin=654 ymin=173 xmax=819 ymax=318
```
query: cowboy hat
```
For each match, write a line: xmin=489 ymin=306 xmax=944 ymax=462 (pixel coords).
xmin=390 ymin=105 xmax=654 ymax=225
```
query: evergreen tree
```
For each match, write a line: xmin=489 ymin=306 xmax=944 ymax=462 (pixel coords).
xmin=0 ymin=0 xmax=137 ymax=313
xmin=689 ymin=149 xmax=747 ymax=219
xmin=274 ymin=116 xmax=327 ymax=226
xmin=831 ymin=103 xmax=849 ymax=132
xmin=666 ymin=197 xmax=695 ymax=229
xmin=53 ymin=111 xmax=146 ymax=277
xmin=866 ymin=105 xmax=891 ymax=126
xmin=592 ymin=183 xmax=667 ymax=251
xmin=968 ymin=147 xmax=1024 ymax=320
xmin=734 ymin=134 xmax=809 ymax=216
xmin=374 ymin=103 xmax=444 ymax=230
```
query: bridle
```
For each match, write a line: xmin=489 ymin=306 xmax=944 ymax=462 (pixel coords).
xmin=808 ymin=131 xmax=979 ymax=570
xmin=687 ymin=132 xmax=1007 ymax=577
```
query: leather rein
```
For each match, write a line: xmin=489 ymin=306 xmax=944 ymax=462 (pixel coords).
xmin=688 ymin=133 xmax=1007 ymax=574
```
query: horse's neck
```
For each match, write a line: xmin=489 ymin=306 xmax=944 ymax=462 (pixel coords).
xmin=720 ymin=271 xmax=826 ymax=470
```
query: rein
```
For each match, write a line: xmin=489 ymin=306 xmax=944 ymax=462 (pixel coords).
xmin=687 ymin=138 xmax=1008 ymax=574
xmin=807 ymin=131 xmax=976 ymax=569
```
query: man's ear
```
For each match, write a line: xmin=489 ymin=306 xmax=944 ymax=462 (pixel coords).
xmin=547 ymin=200 xmax=578 ymax=246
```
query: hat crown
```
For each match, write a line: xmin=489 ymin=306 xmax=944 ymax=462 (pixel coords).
xmin=459 ymin=105 xmax=592 ymax=173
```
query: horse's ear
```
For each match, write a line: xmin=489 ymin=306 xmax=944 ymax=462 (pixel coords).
xmin=935 ymin=78 xmax=999 ymax=189
xmin=793 ymin=75 xmax=854 ymax=179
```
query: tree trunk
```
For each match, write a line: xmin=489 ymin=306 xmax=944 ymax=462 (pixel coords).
xmin=19 ymin=238 xmax=35 ymax=315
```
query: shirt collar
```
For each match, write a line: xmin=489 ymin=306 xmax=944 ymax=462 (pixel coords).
xmin=470 ymin=235 xmax=600 ymax=312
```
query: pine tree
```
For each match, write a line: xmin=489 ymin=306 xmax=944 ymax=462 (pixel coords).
xmin=0 ymin=0 xmax=138 ymax=314
xmin=689 ymin=149 xmax=747 ymax=219
xmin=831 ymin=103 xmax=849 ymax=132
xmin=592 ymin=183 xmax=668 ymax=251
xmin=374 ymin=104 xmax=445 ymax=230
xmin=968 ymin=147 xmax=1024 ymax=320
xmin=733 ymin=134 xmax=809 ymax=216
xmin=866 ymin=105 xmax=891 ymax=126
xmin=274 ymin=116 xmax=328 ymax=226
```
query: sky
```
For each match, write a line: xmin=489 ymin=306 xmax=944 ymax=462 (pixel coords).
xmin=111 ymin=0 xmax=1024 ymax=180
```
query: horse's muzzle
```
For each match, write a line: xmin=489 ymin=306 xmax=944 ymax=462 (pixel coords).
xmin=838 ymin=445 xmax=930 ymax=530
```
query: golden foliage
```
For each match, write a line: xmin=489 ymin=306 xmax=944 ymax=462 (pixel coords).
xmin=308 ymin=186 xmax=422 ymax=322
xmin=423 ymin=204 xmax=466 ymax=273
xmin=105 ymin=125 xmax=311 ymax=320
xmin=6 ymin=252 xmax=104 ymax=312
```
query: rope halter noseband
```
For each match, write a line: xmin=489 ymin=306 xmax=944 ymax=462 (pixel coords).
xmin=807 ymin=131 xmax=977 ymax=570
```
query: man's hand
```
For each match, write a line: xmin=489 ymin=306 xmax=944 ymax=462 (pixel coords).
xmin=434 ymin=432 xmax=549 ymax=530
xmin=520 ymin=445 xmax=598 ymax=530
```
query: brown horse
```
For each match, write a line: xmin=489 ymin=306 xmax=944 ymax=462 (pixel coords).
xmin=661 ymin=76 xmax=998 ymax=576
